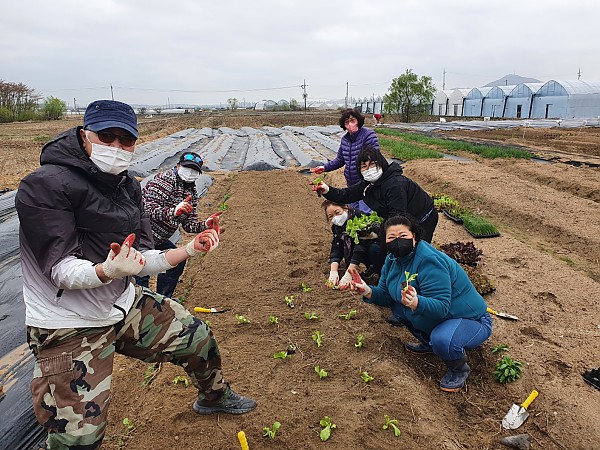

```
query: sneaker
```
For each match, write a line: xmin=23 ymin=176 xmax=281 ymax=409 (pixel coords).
xmin=439 ymin=357 xmax=471 ymax=392
xmin=385 ymin=313 xmax=405 ymax=328
xmin=193 ymin=385 xmax=256 ymax=415
xmin=404 ymin=342 xmax=434 ymax=354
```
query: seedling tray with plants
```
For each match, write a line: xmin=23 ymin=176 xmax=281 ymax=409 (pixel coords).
xmin=461 ymin=213 xmax=500 ymax=238
xmin=442 ymin=208 xmax=464 ymax=224
xmin=345 ymin=211 xmax=384 ymax=244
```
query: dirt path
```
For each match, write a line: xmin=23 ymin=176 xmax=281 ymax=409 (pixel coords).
xmin=103 ymin=164 xmax=600 ymax=450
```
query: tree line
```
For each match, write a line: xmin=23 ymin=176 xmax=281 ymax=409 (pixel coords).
xmin=0 ymin=80 xmax=66 ymax=122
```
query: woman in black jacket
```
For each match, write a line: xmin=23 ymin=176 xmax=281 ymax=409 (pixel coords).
xmin=313 ymin=145 xmax=438 ymax=243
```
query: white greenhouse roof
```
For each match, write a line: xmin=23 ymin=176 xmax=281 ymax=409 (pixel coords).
xmin=546 ymin=80 xmax=600 ymax=95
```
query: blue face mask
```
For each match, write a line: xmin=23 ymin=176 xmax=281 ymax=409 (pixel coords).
xmin=386 ymin=237 xmax=414 ymax=258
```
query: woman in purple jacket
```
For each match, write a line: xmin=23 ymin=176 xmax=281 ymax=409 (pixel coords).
xmin=312 ymin=108 xmax=380 ymax=213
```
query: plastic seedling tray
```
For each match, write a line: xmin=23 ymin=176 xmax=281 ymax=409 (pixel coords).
xmin=465 ymin=228 xmax=500 ymax=239
xmin=442 ymin=209 xmax=463 ymax=224
xmin=582 ymin=368 xmax=600 ymax=390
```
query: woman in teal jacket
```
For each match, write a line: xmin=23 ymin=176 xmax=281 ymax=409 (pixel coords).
xmin=349 ymin=215 xmax=492 ymax=392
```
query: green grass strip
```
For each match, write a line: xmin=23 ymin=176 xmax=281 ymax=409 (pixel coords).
xmin=379 ymin=137 xmax=443 ymax=160
xmin=376 ymin=129 xmax=531 ymax=159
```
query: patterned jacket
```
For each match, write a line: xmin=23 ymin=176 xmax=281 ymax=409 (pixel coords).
xmin=324 ymin=126 xmax=380 ymax=187
xmin=142 ymin=168 xmax=206 ymax=244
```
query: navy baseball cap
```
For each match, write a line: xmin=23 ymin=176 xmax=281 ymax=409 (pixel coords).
xmin=84 ymin=100 xmax=138 ymax=138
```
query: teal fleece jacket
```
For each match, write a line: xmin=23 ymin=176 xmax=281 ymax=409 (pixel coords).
xmin=366 ymin=241 xmax=487 ymax=335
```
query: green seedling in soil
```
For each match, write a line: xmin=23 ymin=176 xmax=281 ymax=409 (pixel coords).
xmin=263 ymin=421 xmax=281 ymax=440
xmin=403 ymin=271 xmax=418 ymax=292
xmin=319 ymin=416 xmax=336 ymax=442
xmin=355 ymin=334 xmax=364 ymax=349
xmin=491 ymin=343 xmax=509 ymax=354
xmin=118 ymin=418 xmax=134 ymax=449
xmin=338 ymin=309 xmax=357 ymax=320
xmin=175 ymin=295 xmax=187 ymax=305
xmin=325 ymin=280 xmax=340 ymax=290
xmin=273 ymin=351 xmax=292 ymax=360
xmin=284 ymin=295 xmax=295 ymax=308
xmin=383 ymin=414 xmax=402 ymax=437
xmin=235 ymin=314 xmax=250 ymax=324
xmin=361 ymin=371 xmax=374 ymax=383
xmin=204 ymin=319 xmax=212 ymax=328
xmin=268 ymin=315 xmax=279 ymax=324
xmin=218 ymin=201 xmax=229 ymax=212
xmin=312 ymin=330 xmax=323 ymax=348
xmin=493 ymin=355 xmax=524 ymax=383
xmin=315 ymin=365 xmax=328 ymax=379
xmin=301 ymin=282 xmax=313 ymax=292
xmin=304 ymin=312 xmax=320 ymax=320
xmin=171 ymin=376 xmax=190 ymax=387
xmin=142 ymin=362 xmax=160 ymax=386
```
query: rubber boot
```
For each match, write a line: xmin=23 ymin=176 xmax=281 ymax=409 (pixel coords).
xmin=440 ymin=355 xmax=470 ymax=392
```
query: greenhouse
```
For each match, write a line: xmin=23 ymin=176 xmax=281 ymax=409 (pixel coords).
xmin=530 ymin=80 xmax=600 ymax=119
xmin=504 ymin=83 xmax=544 ymax=118
xmin=481 ymin=85 xmax=515 ymax=118
xmin=447 ymin=88 xmax=471 ymax=116
xmin=433 ymin=90 xmax=452 ymax=116
xmin=463 ymin=87 xmax=492 ymax=117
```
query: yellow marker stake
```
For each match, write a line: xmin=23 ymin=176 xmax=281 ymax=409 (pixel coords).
xmin=237 ymin=431 xmax=249 ymax=450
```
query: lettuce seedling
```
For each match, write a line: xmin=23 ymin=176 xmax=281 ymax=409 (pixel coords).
xmin=304 ymin=312 xmax=320 ymax=320
xmin=325 ymin=280 xmax=340 ymax=290
xmin=284 ymin=295 xmax=295 ymax=308
xmin=171 ymin=376 xmax=190 ymax=387
xmin=403 ymin=271 xmax=418 ymax=292
xmin=355 ymin=334 xmax=364 ymax=349
xmin=314 ymin=365 xmax=328 ymax=379
xmin=338 ymin=309 xmax=357 ymax=320
xmin=319 ymin=416 xmax=336 ymax=442
xmin=263 ymin=421 xmax=281 ymax=439
xmin=345 ymin=211 xmax=384 ymax=244
xmin=312 ymin=330 xmax=323 ymax=348
xmin=312 ymin=176 xmax=324 ymax=186
xmin=301 ymin=282 xmax=313 ymax=292
xmin=361 ymin=371 xmax=374 ymax=383
xmin=235 ymin=314 xmax=250 ymax=324
xmin=491 ymin=343 xmax=509 ymax=354
xmin=273 ymin=351 xmax=292 ymax=360
xmin=268 ymin=315 xmax=279 ymax=324
xmin=383 ymin=415 xmax=401 ymax=437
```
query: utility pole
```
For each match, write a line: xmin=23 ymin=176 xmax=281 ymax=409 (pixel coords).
xmin=73 ymin=97 xmax=77 ymax=114
xmin=442 ymin=68 xmax=446 ymax=90
xmin=301 ymin=79 xmax=308 ymax=113
xmin=345 ymin=82 xmax=349 ymax=108
xmin=578 ymin=68 xmax=582 ymax=80
xmin=110 ymin=84 xmax=114 ymax=100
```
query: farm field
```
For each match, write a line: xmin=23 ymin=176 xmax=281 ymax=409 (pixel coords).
xmin=0 ymin=112 xmax=599 ymax=449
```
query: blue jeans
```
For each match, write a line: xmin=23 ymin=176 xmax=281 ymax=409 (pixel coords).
xmin=397 ymin=313 xmax=492 ymax=361
xmin=134 ymin=240 xmax=186 ymax=299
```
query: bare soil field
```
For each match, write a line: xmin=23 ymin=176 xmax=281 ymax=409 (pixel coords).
xmin=1 ymin=113 xmax=598 ymax=449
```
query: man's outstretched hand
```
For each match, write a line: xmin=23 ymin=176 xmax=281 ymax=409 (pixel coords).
xmin=101 ymin=233 xmax=145 ymax=280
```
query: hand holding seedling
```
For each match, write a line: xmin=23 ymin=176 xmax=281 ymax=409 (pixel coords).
xmin=175 ymin=195 xmax=194 ymax=216
xmin=401 ymin=285 xmax=418 ymax=310
xmin=311 ymin=166 xmax=325 ymax=174
xmin=337 ymin=270 xmax=353 ymax=290
xmin=327 ymin=270 xmax=339 ymax=286
xmin=350 ymin=270 xmax=372 ymax=298
xmin=311 ymin=180 xmax=329 ymax=196
xmin=185 ymin=229 xmax=219 ymax=256
xmin=204 ymin=211 xmax=222 ymax=233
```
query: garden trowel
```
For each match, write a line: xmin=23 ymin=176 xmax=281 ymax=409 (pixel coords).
xmin=502 ymin=390 xmax=538 ymax=429
xmin=487 ymin=306 xmax=519 ymax=321
xmin=194 ymin=306 xmax=231 ymax=314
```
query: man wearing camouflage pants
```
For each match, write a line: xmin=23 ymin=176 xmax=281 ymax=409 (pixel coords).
xmin=16 ymin=100 xmax=255 ymax=450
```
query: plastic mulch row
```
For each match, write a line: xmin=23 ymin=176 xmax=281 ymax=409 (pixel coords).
xmin=582 ymin=368 xmax=600 ymax=391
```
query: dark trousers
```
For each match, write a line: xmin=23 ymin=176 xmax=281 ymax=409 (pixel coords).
xmin=134 ymin=240 xmax=186 ymax=299
xmin=420 ymin=209 xmax=439 ymax=243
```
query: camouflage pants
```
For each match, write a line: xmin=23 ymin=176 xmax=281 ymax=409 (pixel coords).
xmin=27 ymin=286 xmax=225 ymax=450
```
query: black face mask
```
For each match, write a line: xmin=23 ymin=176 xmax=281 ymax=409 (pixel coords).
xmin=386 ymin=237 xmax=414 ymax=258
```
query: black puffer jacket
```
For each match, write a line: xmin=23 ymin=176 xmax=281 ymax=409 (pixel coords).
xmin=15 ymin=127 xmax=154 ymax=324
xmin=323 ymin=162 xmax=434 ymax=223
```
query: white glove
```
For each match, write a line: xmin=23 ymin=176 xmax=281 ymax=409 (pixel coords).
xmin=328 ymin=270 xmax=339 ymax=285
xmin=204 ymin=211 xmax=222 ymax=232
xmin=175 ymin=195 xmax=194 ymax=217
xmin=102 ymin=234 xmax=146 ymax=279
xmin=350 ymin=271 xmax=372 ymax=297
xmin=185 ymin=229 xmax=219 ymax=257
xmin=338 ymin=270 xmax=353 ymax=290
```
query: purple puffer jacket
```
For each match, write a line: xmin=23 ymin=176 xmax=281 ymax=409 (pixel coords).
xmin=324 ymin=127 xmax=380 ymax=187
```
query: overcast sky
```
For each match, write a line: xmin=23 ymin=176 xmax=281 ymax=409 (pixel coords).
xmin=2 ymin=0 xmax=599 ymax=108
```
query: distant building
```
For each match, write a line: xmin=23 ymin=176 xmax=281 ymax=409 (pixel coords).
xmin=463 ymin=87 xmax=492 ymax=117
xmin=481 ymin=86 xmax=515 ymax=118
xmin=530 ymin=80 xmax=600 ymax=119
xmin=504 ymin=83 xmax=544 ymax=118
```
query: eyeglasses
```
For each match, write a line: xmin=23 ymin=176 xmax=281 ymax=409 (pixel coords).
xmin=182 ymin=153 xmax=203 ymax=165
xmin=94 ymin=130 xmax=137 ymax=147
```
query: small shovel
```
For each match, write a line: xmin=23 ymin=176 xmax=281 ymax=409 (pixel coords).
xmin=487 ymin=306 xmax=519 ymax=321
xmin=502 ymin=390 xmax=538 ymax=429
xmin=194 ymin=306 xmax=231 ymax=314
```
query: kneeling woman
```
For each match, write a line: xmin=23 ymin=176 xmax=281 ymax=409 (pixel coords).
xmin=350 ymin=215 xmax=492 ymax=392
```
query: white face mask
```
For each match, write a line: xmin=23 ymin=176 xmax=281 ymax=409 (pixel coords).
xmin=331 ymin=211 xmax=348 ymax=226
xmin=178 ymin=166 xmax=200 ymax=183
xmin=362 ymin=166 xmax=383 ymax=183
xmin=85 ymin=131 xmax=133 ymax=175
